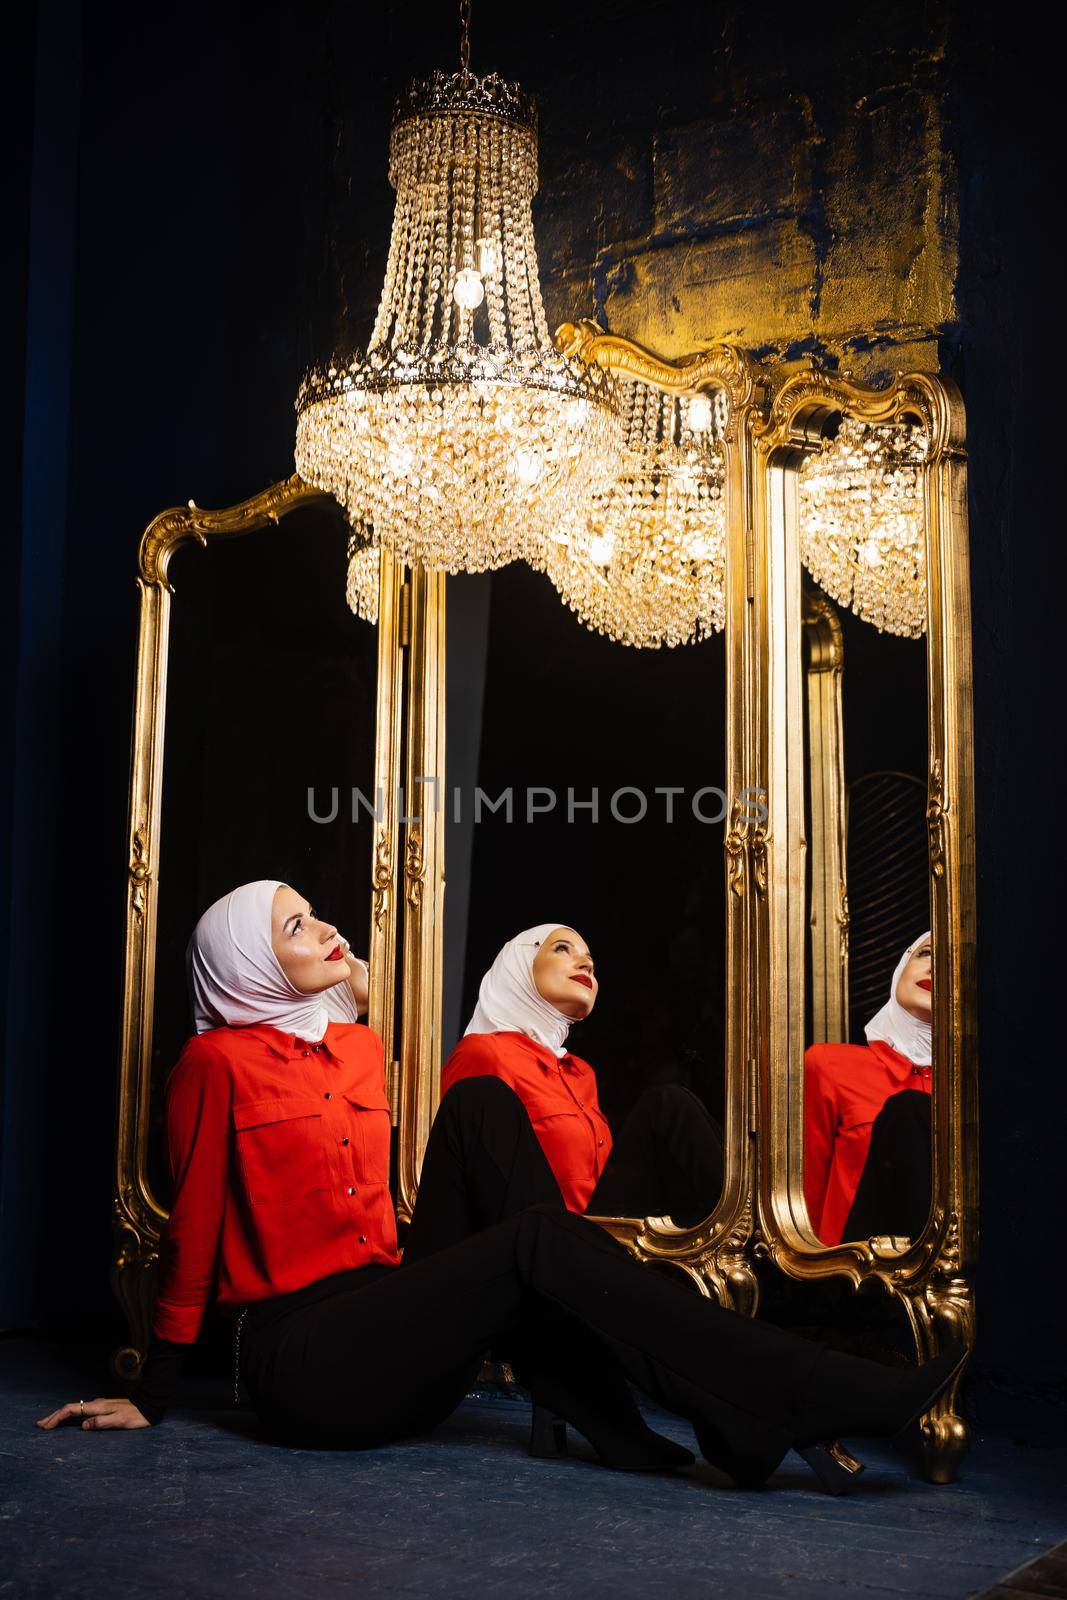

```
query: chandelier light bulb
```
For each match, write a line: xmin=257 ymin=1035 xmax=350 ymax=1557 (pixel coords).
xmin=687 ymin=392 xmax=713 ymax=433
xmin=512 ymin=446 xmax=543 ymax=486
xmin=452 ymin=267 xmax=486 ymax=311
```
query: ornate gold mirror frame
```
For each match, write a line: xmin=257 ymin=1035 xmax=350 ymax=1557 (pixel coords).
xmin=378 ymin=323 xmax=775 ymax=1316
xmin=425 ymin=321 xmax=767 ymax=1312
xmin=112 ymin=476 xmax=416 ymax=1373
xmin=751 ymin=371 xmax=977 ymax=1481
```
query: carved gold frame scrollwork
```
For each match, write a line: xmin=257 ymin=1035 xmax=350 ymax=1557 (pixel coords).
xmin=751 ymin=371 xmax=977 ymax=1482
xmin=113 ymin=476 xmax=405 ymax=1375
xmin=551 ymin=321 xmax=766 ymax=1313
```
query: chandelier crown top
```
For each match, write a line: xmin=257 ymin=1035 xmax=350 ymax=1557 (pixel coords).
xmin=393 ymin=68 xmax=537 ymax=134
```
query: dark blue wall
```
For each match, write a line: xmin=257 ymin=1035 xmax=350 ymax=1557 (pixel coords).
xmin=2 ymin=1 xmax=1061 ymax=1403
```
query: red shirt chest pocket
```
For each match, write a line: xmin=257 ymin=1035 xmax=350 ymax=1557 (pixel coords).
xmin=520 ymin=1084 xmax=582 ymax=1129
xmin=233 ymin=1096 xmax=329 ymax=1205
xmin=343 ymin=1088 xmax=392 ymax=1185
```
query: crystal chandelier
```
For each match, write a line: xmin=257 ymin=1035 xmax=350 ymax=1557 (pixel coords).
xmin=534 ymin=381 xmax=728 ymax=648
xmin=799 ymin=415 xmax=928 ymax=638
xmin=296 ymin=9 xmax=620 ymax=575
xmin=345 ymin=525 xmax=379 ymax=626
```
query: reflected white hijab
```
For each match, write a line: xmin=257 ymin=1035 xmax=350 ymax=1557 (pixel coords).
xmin=463 ymin=923 xmax=576 ymax=1059
xmin=864 ymin=930 xmax=932 ymax=1066
xmin=189 ymin=879 xmax=362 ymax=1041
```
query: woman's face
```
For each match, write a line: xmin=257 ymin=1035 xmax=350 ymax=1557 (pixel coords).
xmin=895 ymin=938 xmax=932 ymax=1022
xmin=271 ymin=886 xmax=349 ymax=994
xmin=531 ymin=927 xmax=598 ymax=1020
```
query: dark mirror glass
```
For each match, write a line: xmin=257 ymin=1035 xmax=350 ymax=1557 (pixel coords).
xmin=148 ymin=502 xmax=378 ymax=1204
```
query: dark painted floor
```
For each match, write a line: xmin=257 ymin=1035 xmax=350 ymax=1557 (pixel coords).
xmin=2 ymin=1338 xmax=1065 ymax=1600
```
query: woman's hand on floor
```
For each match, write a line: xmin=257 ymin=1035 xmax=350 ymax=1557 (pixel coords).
xmin=36 ymin=1398 xmax=150 ymax=1431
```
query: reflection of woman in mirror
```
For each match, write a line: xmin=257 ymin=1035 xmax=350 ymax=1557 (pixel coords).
xmin=434 ymin=925 xmax=723 ymax=1227
xmin=804 ymin=933 xmax=933 ymax=1245
xmin=39 ymin=886 xmax=964 ymax=1495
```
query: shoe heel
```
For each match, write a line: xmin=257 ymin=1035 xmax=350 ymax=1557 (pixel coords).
xmin=529 ymin=1405 xmax=568 ymax=1459
xmin=797 ymin=1441 xmax=866 ymax=1495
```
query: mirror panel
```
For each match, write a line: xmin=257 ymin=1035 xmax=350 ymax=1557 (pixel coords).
xmin=754 ymin=368 xmax=978 ymax=1483
xmin=148 ymin=499 xmax=382 ymax=1208
xmin=795 ymin=411 xmax=933 ymax=1249
xmin=444 ymin=543 xmax=728 ymax=1228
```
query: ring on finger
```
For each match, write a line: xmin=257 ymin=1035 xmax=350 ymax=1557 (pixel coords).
xmin=78 ymin=1400 xmax=86 ymax=1417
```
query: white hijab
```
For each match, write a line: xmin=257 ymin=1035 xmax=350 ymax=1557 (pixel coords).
xmin=864 ymin=930 xmax=932 ymax=1066
xmin=463 ymin=923 xmax=577 ymax=1059
xmin=189 ymin=879 xmax=363 ymax=1041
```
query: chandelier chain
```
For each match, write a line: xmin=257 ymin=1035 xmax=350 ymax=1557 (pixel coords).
xmin=459 ymin=0 xmax=471 ymax=72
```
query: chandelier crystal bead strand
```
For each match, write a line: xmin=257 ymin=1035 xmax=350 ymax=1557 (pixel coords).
xmin=297 ymin=35 xmax=621 ymax=576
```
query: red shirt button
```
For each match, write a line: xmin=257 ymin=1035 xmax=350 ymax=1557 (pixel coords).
xmin=324 ymin=1092 xmax=332 ymax=1100
xmin=347 ymin=1186 xmax=357 ymax=1196
xmin=342 ymin=1137 xmax=350 ymax=1146
xmin=358 ymin=1235 xmax=367 ymax=1244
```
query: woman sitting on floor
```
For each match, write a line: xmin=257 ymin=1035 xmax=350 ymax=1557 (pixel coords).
xmin=438 ymin=924 xmax=723 ymax=1227
xmin=38 ymin=882 xmax=962 ymax=1494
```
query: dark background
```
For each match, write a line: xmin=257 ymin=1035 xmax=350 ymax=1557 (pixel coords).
xmin=2 ymin=0 xmax=1062 ymax=1422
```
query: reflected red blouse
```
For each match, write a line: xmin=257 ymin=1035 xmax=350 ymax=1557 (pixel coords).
xmin=803 ymin=1039 xmax=932 ymax=1246
xmin=153 ymin=1021 xmax=400 ymax=1344
xmin=441 ymin=1031 xmax=613 ymax=1213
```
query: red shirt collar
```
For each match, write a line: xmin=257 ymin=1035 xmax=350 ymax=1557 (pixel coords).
xmin=492 ymin=1030 xmax=583 ymax=1074
xmin=868 ymin=1037 xmax=931 ymax=1081
xmin=238 ymin=1021 xmax=346 ymax=1062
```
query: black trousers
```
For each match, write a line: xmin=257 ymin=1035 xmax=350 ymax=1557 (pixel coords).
xmin=842 ymin=1089 xmax=932 ymax=1242
xmin=241 ymin=1078 xmax=822 ymax=1467
xmin=587 ymin=1083 xmax=724 ymax=1226
xmin=400 ymin=1079 xmax=724 ymax=1251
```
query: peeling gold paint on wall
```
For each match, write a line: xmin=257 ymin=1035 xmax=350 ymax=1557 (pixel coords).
xmin=539 ymin=66 xmax=958 ymax=378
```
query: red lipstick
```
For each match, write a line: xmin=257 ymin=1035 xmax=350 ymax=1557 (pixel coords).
xmin=571 ymin=975 xmax=593 ymax=989
xmin=917 ymin=978 xmax=931 ymax=991
xmin=326 ymin=946 xmax=345 ymax=962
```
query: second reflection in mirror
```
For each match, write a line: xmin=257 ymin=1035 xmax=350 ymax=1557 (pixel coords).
xmin=441 ymin=558 xmax=732 ymax=1231
xmin=799 ymin=415 xmax=933 ymax=1249
xmin=442 ymin=923 xmax=724 ymax=1226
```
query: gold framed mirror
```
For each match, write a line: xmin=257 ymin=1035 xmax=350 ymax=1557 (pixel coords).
xmin=112 ymin=476 xmax=410 ymax=1372
xmin=751 ymin=369 xmax=977 ymax=1482
xmin=385 ymin=323 xmax=769 ymax=1313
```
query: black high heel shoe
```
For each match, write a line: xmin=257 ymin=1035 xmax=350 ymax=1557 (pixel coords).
xmin=527 ymin=1392 xmax=694 ymax=1472
xmin=791 ymin=1341 xmax=969 ymax=1455
xmin=694 ymin=1343 xmax=967 ymax=1495
xmin=529 ymin=1404 xmax=569 ymax=1460
xmin=796 ymin=1441 xmax=866 ymax=1495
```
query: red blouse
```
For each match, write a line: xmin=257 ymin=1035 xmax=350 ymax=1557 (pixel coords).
xmin=803 ymin=1039 xmax=932 ymax=1246
xmin=153 ymin=1021 xmax=400 ymax=1344
xmin=441 ymin=1031 xmax=613 ymax=1213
